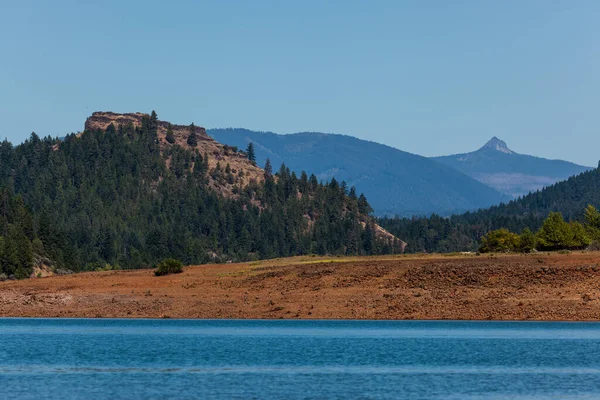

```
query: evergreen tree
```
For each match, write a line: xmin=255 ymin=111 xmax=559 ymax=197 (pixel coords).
xmin=264 ymin=158 xmax=273 ymax=179
xmin=584 ymin=204 xmax=600 ymax=232
xmin=570 ymin=221 xmax=591 ymax=249
xmin=358 ymin=194 xmax=372 ymax=215
xmin=246 ymin=142 xmax=256 ymax=164
xmin=0 ymin=115 xmax=398 ymax=275
xmin=187 ymin=123 xmax=198 ymax=147
xmin=165 ymin=123 xmax=175 ymax=144
xmin=536 ymin=212 xmax=572 ymax=250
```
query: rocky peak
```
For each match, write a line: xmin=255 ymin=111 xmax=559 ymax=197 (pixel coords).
xmin=83 ymin=111 xmax=265 ymax=190
xmin=85 ymin=111 xmax=210 ymax=140
xmin=479 ymin=136 xmax=515 ymax=154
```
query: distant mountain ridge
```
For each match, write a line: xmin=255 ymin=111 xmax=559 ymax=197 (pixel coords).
xmin=432 ymin=137 xmax=592 ymax=198
xmin=379 ymin=163 xmax=600 ymax=254
xmin=208 ymin=128 xmax=510 ymax=217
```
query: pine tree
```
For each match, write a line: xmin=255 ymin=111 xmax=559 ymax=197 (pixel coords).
xmin=246 ymin=142 xmax=256 ymax=164
xmin=165 ymin=123 xmax=175 ymax=144
xmin=584 ymin=204 xmax=600 ymax=229
xmin=187 ymin=123 xmax=198 ymax=147
xmin=358 ymin=194 xmax=373 ymax=215
xmin=264 ymin=158 xmax=273 ymax=179
xmin=536 ymin=212 xmax=572 ymax=250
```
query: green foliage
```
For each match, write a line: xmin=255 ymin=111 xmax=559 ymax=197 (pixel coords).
xmin=570 ymin=221 xmax=591 ymax=249
xmin=518 ymin=228 xmax=536 ymax=253
xmin=187 ymin=123 xmax=197 ymax=147
xmin=165 ymin=123 xmax=175 ymax=144
xmin=380 ymin=167 xmax=600 ymax=253
xmin=0 ymin=116 xmax=399 ymax=274
xmin=246 ymin=142 xmax=256 ymax=163
xmin=536 ymin=212 xmax=573 ymax=250
xmin=264 ymin=158 xmax=272 ymax=178
xmin=479 ymin=229 xmax=519 ymax=253
xmin=584 ymin=204 xmax=600 ymax=240
xmin=584 ymin=204 xmax=600 ymax=228
xmin=154 ymin=258 xmax=184 ymax=276
xmin=0 ymin=191 xmax=37 ymax=278
xmin=481 ymin=212 xmax=590 ymax=254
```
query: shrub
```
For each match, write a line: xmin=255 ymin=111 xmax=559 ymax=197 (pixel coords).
xmin=518 ymin=228 xmax=536 ymax=253
xmin=154 ymin=258 xmax=184 ymax=276
xmin=479 ymin=229 xmax=520 ymax=253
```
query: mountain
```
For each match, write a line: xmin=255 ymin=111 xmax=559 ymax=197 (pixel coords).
xmin=0 ymin=112 xmax=402 ymax=278
xmin=379 ymin=165 xmax=600 ymax=253
xmin=208 ymin=129 xmax=509 ymax=217
xmin=432 ymin=137 xmax=593 ymax=198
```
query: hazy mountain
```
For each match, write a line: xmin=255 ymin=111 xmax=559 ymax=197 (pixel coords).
xmin=208 ymin=128 xmax=510 ymax=216
xmin=432 ymin=137 xmax=593 ymax=198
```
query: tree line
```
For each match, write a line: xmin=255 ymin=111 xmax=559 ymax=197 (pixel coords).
xmin=479 ymin=205 xmax=600 ymax=253
xmin=379 ymin=167 xmax=600 ymax=253
xmin=0 ymin=112 xmax=401 ymax=278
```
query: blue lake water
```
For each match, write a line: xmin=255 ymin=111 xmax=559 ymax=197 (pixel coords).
xmin=2 ymin=319 xmax=600 ymax=399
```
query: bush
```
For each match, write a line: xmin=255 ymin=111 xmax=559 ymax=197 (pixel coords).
xmin=479 ymin=229 xmax=520 ymax=253
xmin=518 ymin=228 xmax=536 ymax=253
xmin=154 ymin=258 xmax=184 ymax=276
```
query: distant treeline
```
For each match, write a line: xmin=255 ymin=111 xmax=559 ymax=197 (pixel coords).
xmin=379 ymin=167 xmax=600 ymax=253
xmin=478 ymin=206 xmax=600 ymax=253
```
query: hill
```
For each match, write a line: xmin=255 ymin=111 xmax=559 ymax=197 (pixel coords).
xmin=208 ymin=128 xmax=509 ymax=216
xmin=432 ymin=137 xmax=592 ymax=198
xmin=379 ymin=166 xmax=600 ymax=253
xmin=0 ymin=111 xmax=402 ymax=278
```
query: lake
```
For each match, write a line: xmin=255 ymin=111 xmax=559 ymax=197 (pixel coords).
xmin=1 ymin=319 xmax=600 ymax=399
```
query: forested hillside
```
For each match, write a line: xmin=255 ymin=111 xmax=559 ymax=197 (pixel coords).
xmin=0 ymin=192 xmax=42 ymax=279
xmin=209 ymin=128 xmax=509 ymax=216
xmin=379 ymin=167 xmax=600 ymax=253
xmin=0 ymin=112 xmax=402 ymax=277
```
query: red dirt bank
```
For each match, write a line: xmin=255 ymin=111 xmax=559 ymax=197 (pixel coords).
xmin=2 ymin=253 xmax=600 ymax=320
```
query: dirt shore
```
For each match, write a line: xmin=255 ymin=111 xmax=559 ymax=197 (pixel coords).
xmin=2 ymin=253 xmax=600 ymax=320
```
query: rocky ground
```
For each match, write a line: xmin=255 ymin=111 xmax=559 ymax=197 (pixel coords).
xmin=2 ymin=253 xmax=600 ymax=320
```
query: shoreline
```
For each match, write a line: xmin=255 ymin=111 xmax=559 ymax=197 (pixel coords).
xmin=2 ymin=317 xmax=600 ymax=322
xmin=2 ymin=253 xmax=600 ymax=321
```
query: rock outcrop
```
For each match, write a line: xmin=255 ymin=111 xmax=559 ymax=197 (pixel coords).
xmin=85 ymin=112 xmax=265 ymax=190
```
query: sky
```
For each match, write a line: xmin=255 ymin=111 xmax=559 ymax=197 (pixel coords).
xmin=1 ymin=0 xmax=599 ymax=166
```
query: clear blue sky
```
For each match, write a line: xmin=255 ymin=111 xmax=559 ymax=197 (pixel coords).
xmin=1 ymin=1 xmax=599 ymax=165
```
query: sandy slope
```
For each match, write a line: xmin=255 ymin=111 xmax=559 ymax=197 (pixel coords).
xmin=2 ymin=253 xmax=600 ymax=320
